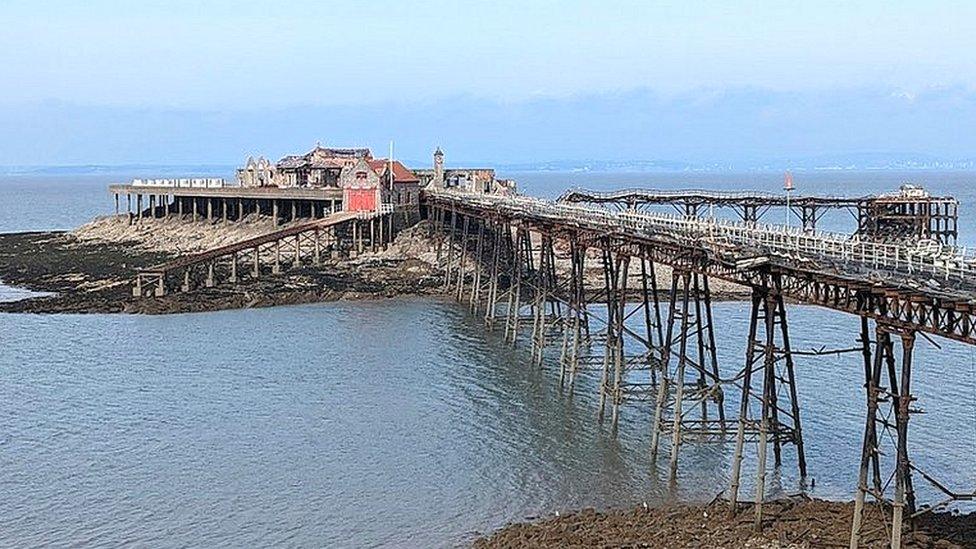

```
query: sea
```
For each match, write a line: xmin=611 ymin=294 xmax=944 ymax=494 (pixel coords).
xmin=1 ymin=172 xmax=975 ymax=547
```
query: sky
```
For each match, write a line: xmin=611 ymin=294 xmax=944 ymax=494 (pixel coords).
xmin=1 ymin=0 xmax=975 ymax=166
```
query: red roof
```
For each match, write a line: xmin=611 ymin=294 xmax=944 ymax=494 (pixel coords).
xmin=369 ymin=159 xmax=420 ymax=184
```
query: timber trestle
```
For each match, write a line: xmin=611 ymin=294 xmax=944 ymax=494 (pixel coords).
xmin=426 ymin=188 xmax=976 ymax=548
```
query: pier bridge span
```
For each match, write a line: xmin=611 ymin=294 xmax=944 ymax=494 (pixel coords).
xmin=425 ymin=188 xmax=976 ymax=548
xmin=557 ymin=187 xmax=960 ymax=244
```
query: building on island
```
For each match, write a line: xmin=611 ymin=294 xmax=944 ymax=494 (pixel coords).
xmin=236 ymin=143 xmax=420 ymax=212
xmin=413 ymin=148 xmax=517 ymax=195
xmin=237 ymin=144 xmax=372 ymax=189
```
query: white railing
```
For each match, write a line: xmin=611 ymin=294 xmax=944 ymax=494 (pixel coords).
xmin=131 ymin=178 xmax=227 ymax=189
xmin=431 ymin=189 xmax=976 ymax=285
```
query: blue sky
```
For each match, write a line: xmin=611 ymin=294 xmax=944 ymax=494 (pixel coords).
xmin=1 ymin=1 xmax=975 ymax=166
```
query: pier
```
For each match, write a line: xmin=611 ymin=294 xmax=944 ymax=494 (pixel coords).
xmin=559 ymin=187 xmax=960 ymax=243
xmin=133 ymin=206 xmax=393 ymax=297
xmin=426 ymin=187 xmax=975 ymax=549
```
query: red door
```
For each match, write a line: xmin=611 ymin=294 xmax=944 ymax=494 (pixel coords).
xmin=345 ymin=188 xmax=376 ymax=212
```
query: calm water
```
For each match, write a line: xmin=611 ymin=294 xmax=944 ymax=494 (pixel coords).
xmin=1 ymin=173 xmax=975 ymax=547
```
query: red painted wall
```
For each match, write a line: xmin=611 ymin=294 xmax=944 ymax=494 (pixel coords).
xmin=345 ymin=188 xmax=377 ymax=211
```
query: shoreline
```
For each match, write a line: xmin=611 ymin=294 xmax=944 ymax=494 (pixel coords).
xmin=473 ymin=498 xmax=976 ymax=548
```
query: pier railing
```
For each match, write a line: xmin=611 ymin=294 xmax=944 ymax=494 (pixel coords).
xmin=432 ymin=189 xmax=976 ymax=287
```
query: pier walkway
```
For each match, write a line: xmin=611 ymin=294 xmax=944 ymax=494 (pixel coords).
xmin=133 ymin=207 xmax=392 ymax=297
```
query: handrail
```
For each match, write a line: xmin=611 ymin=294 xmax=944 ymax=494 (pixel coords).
xmin=429 ymin=189 xmax=976 ymax=287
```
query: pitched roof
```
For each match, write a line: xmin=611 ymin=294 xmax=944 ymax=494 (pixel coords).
xmin=369 ymin=159 xmax=420 ymax=184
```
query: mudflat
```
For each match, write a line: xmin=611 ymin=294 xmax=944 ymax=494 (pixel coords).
xmin=0 ymin=219 xmax=444 ymax=314
xmin=473 ymin=499 xmax=976 ymax=548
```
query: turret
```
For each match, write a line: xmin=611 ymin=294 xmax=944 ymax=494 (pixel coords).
xmin=433 ymin=147 xmax=445 ymax=188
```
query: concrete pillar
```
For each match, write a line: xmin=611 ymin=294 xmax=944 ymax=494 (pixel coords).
xmin=330 ymin=199 xmax=336 ymax=214
xmin=132 ymin=275 xmax=142 ymax=297
xmin=291 ymin=200 xmax=297 ymax=221
xmin=273 ymin=201 xmax=279 ymax=226
xmin=273 ymin=240 xmax=281 ymax=274
xmin=205 ymin=262 xmax=215 ymax=287
xmin=114 ymin=193 xmax=119 ymax=215
xmin=222 ymin=199 xmax=227 ymax=223
xmin=137 ymin=194 xmax=142 ymax=221
xmin=207 ymin=198 xmax=213 ymax=220
xmin=155 ymin=275 xmax=165 ymax=297
xmin=229 ymin=254 xmax=238 ymax=283
xmin=252 ymin=247 xmax=260 ymax=277
xmin=238 ymin=199 xmax=243 ymax=221
xmin=164 ymin=195 xmax=169 ymax=217
xmin=181 ymin=270 xmax=191 ymax=292
xmin=192 ymin=198 xmax=198 ymax=222
xmin=178 ymin=197 xmax=183 ymax=217
xmin=255 ymin=200 xmax=260 ymax=218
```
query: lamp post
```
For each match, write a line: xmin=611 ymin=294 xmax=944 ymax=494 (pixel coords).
xmin=784 ymin=171 xmax=794 ymax=227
